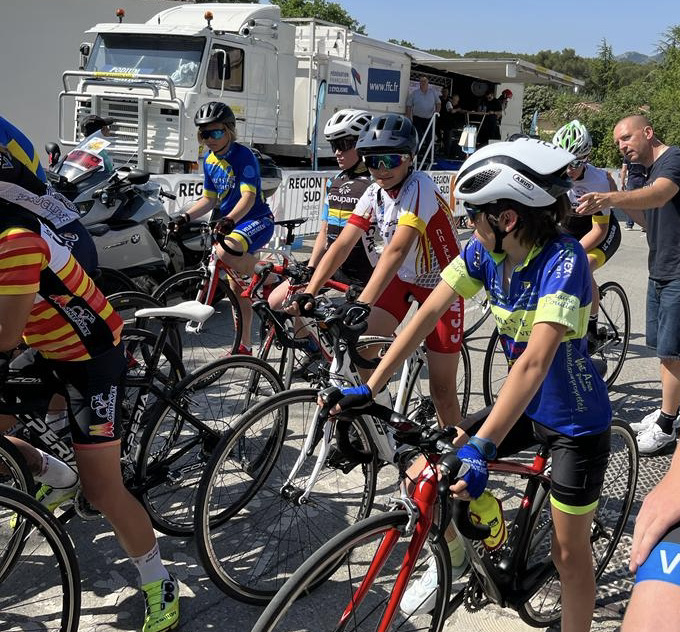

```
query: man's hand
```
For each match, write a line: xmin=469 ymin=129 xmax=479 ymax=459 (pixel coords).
xmin=449 ymin=442 xmax=489 ymax=499
xmin=168 ymin=213 xmax=190 ymax=233
xmin=215 ymin=216 xmax=235 ymax=236
xmin=575 ymin=192 xmax=611 ymax=215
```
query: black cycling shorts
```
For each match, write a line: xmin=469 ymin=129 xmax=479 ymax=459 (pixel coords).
xmin=635 ymin=522 xmax=680 ymax=587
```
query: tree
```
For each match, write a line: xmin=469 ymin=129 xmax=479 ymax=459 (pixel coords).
xmin=271 ymin=0 xmax=366 ymax=33
xmin=589 ymin=39 xmax=619 ymax=100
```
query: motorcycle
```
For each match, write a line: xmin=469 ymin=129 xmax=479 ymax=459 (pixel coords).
xmin=45 ymin=132 xmax=182 ymax=293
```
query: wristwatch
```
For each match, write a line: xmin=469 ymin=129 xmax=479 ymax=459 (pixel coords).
xmin=468 ymin=435 xmax=497 ymax=460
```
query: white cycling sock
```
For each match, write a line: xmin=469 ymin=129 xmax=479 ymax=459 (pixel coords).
xmin=131 ymin=542 xmax=171 ymax=586
xmin=34 ymin=449 xmax=78 ymax=489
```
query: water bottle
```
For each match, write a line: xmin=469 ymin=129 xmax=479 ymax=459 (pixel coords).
xmin=469 ymin=490 xmax=507 ymax=551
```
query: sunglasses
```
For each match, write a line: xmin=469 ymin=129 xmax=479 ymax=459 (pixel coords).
xmin=363 ymin=154 xmax=410 ymax=170
xmin=569 ymin=159 xmax=586 ymax=169
xmin=199 ymin=128 xmax=227 ymax=140
xmin=463 ymin=201 xmax=510 ymax=222
xmin=329 ymin=137 xmax=357 ymax=152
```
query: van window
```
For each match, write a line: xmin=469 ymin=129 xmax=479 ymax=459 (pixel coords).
xmin=206 ymin=45 xmax=244 ymax=92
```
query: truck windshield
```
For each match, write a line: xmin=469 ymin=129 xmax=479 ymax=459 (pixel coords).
xmin=86 ymin=34 xmax=204 ymax=87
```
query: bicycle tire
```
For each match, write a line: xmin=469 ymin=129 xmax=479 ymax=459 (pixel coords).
xmin=108 ymin=290 xmax=182 ymax=358
xmin=256 ymin=320 xmax=295 ymax=388
xmin=152 ymin=269 xmax=242 ymax=371
xmin=594 ymin=281 xmax=631 ymax=388
xmin=482 ymin=328 xmax=505 ymax=406
xmin=0 ymin=435 xmax=34 ymax=493
xmin=517 ymin=419 xmax=639 ymax=627
xmin=136 ymin=355 xmax=283 ymax=537
xmin=251 ymin=510 xmax=451 ymax=632
xmin=94 ymin=266 xmax=138 ymax=295
xmin=463 ymin=288 xmax=491 ymax=337
xmin=0 ymin=486 xmax=81 ymax=632
xmin=194 ymin=388 xmax=378 ymax=604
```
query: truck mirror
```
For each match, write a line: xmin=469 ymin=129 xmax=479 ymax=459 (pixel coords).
xmin=127 ymin=169 xmax=150 ymax=184
xmin=79 ymin=42 xmax=91 ymax=70
xmin=45 ymin=142 xmax=61 ymax=168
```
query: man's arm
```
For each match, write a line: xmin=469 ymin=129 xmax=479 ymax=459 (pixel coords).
xmin=576 ymin=176 xmax=679 ymax=215
xmin=0 ymin=293 xmax=35 ymax=350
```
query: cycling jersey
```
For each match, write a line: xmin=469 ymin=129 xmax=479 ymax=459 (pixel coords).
xmin=562 ymin=164 xmax=614 ymax=240
xmin=0 ymin=206 xmax=122 ymax=361
xmin=441 ymin=233 xmax=611 ymax=437
xmin=203 ymin=142 xmax=273 ymax=222
xmin=350 ymin=171 xmax=460 ymax=288
xmin=0 ymin=116 xmax=46 ymax=182
xmin=321 ymin=161 xmax=376 ymax=285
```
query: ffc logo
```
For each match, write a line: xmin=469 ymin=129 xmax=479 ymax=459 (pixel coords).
xmin=513 ymin=174 xmax=534 ymax=190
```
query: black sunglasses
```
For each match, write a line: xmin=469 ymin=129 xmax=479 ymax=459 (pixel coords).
xmin=199 ymin=129 xmax=227 ymax=140
xmin=463 ymin=201 xmax=511 ymax=222
xmin=329 ymin=137 xmax=357 ymax=152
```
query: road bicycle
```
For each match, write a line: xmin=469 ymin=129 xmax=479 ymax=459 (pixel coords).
xmin=151 ymin=217 xmax=309 ymax=372
xmin=482 ymin=280 xmax=631 ymax=405
xmin=251 ymin=401 xmax=638 ymax=632
xmin=0 ymin=484 xmax=81 ymax=632
xmin=193 ymin=297 xmax=472 ymax=603
xmin=0 ymin=301 xmax=283 ymax=537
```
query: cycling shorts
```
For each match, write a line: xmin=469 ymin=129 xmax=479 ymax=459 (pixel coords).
xmin=586 ymin=216 xmax=621 ymax=269
xmin=466 ymin=413 xmax=610 ymax=513
xmin=374 ymin=275 xmax=463 ymax=353
xmin=635 ymin=522 xmax=680 ymax=587
xmin=45 ymin=344 xmax=126 ymax=447
xmin=229 ymin=214 xmax=275 ymax=254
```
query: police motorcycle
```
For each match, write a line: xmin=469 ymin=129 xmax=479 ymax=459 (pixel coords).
xmin=45 ymin=132 xmax=182 ymax=293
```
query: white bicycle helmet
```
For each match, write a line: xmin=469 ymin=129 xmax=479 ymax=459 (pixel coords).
xmin=324 ymin=109 xmax=373 ymax=140
xmin=552 ymin=120 xmax=592 ymax=159
xmin=454 ymin=137 xmax=573 ymax=208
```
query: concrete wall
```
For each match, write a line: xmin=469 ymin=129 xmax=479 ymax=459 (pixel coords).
xmin=1 ymin=0 xmax=181 ymax=154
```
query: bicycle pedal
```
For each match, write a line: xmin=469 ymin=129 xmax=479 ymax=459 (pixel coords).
xmin=325 ymin=447 xmax=360 ymax=473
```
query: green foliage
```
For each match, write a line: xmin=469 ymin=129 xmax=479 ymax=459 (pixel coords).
xmin=272 ymin=0 xmax=366 ymax=33
xmin=388 ymin=39 xmax=418 ymax=49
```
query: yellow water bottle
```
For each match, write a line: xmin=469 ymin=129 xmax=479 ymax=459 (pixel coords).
xmin=469 ymin=490 xmax=507 ymax=551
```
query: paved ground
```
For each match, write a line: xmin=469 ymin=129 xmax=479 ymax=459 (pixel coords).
xmin=2 ymin=225 xmax=670 ymax=631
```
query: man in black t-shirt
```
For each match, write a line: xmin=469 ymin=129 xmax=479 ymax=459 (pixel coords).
xmin=621 ymin=156 xmax=647 ymax=229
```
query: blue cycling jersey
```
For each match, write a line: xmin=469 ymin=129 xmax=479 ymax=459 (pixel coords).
xmin=202 ymin=142 xmax=272 ymax=222
xmin=0 ymin=116 xmax=46 ymax=182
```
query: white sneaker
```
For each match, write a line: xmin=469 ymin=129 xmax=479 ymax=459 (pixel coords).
xmin=637 ymin=424 xmax=676 ymax=455
xmin=630 ymin=409 xmax=679 ymax=434
xmin=400 ymin=543 xmax=468 ymax=616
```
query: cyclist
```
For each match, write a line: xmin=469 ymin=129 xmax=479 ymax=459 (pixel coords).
xmin=331 ymin=137 xmax=612 ymax=631
xmin=268 ymin=109 xmax=375 ymax=371
xmin=552 ymin=120 xmax=621 ymax=352
xmin=292 ymin=112 xmax=464 ymax=430
xmin=172 ymin=101 xmax=275 ymax=354
xmin=0 ymin=200 xmax=179 ymax=632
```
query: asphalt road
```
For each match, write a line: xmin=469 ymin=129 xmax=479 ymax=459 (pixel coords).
xmin=3 ymin=224 xmax=671 ymax=632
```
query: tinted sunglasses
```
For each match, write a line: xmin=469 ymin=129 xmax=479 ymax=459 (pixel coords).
xmin=463 ymin=201 xmax=509 ymax=222
xmin=569 ymin=159 xmax=586 ymax=169
xmin=199 ymin=128 xmax=227 ymax=140
xmin=329 ymin=136 xmax=357 ymax=152
xmin=363 ymin=154 xmax=410 ymax=170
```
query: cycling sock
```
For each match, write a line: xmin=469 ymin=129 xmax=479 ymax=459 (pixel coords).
xmin=34 ymin=449 xmax=78 ymax=488
xmin=131 ymin=542 xmax=171 ymax=586
xmin=588 ymin=314 xmax=599 ymax=335
xmin=657 ymin=410 xmax=678 ymax=434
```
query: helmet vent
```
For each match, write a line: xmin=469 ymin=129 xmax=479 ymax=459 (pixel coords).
xmin=460 ymin=168 xmax=501 ymax=193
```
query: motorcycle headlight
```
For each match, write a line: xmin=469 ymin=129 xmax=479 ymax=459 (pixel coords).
xmin=75 ymin=200 xmax=95 ymax=217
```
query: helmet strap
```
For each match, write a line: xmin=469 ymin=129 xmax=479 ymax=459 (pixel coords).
xmin=486 ymin=211 xmax=522 ymax=254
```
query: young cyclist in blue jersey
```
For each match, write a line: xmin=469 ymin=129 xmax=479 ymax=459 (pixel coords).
xmin=330 ymin=138 xmax=612 ymax=632
xmin=172 ymin=102 xmax=275 ymax=353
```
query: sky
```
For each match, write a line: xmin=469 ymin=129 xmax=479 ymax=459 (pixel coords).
xmin=323 ymin=0 xmax=678 ymax=58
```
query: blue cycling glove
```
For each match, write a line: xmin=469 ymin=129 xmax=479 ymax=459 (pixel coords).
xmin=337 ymin=384 xmax=373 ymax=411
xmin=456 ymin=442 xmax=489 ymax=499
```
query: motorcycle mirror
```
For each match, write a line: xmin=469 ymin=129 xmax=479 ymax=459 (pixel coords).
xmin=126 ymin=169 xmax=150 ymax=185
xmin=45 ymin=142 xmax=61 ymax=168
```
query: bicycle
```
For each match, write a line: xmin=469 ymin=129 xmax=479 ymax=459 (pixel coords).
xmin=482 ymin=279 xmax=631 ymax=404
xmin=0 ymin=301 xmax=283 ymax=537
xmin=193 ymin=297 xmax=472 ymax=603
xmin=0 ymin=484 xmax=81 ymax=632
xmin=152 ymin=217 xmax=309 ymax=372
xmin=251 ymin=401 xmax=638 ymax=632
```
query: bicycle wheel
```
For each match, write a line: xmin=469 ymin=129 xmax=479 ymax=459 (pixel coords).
xmin=518 ymin=419 xmax=639 ymax=627
xmin=152 ymin=269 xmax=242 ymax=372
xmin=194 ymin=388 xmax=379 ymax=603
xmin=593 ymin=281 xmax=631 ymax=388
xmin=108 ymin=290 xmax=182 ymax=357
xmin=256 ymin=319 xmax=295 ymax=388
xmin=463 ymin=288 xmax=491 ymax=337
xmin=0 ymin=435 xmax=34 ymax=493
xmin=0 ymin=486 xmax=81 ymax=632
xmin=94 ymin=266 xmax=138 ymax=295
xmin=251 ymin=510 xmax=451 ymax=632
xmin=482 ymin=328 xmax=506 ymax=406
xmin=136 ymin=355 xmax=283 ymax=536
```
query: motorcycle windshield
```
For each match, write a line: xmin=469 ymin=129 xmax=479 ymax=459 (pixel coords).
xmin=56 ymin=132 xmax=115 ymax=184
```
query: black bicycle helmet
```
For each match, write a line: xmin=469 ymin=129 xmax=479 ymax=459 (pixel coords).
xmin=356 ymin=114 xmax=418 ymax=156
xmin=194 ymin=101 xmax=236 ymax=129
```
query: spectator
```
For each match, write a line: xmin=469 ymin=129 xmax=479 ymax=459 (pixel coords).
xmin=405 ymin=76 xmax=440 ymax=155
xmin=438 ymin=87 xmax=454 ymax=156
xmin=476 ymin=88 xmax=503 ymax=146
xmin=620 ymin=156 xmax=647 ymax=230
xmin=499 ymin=88 xmax=513 ymax=126
xmin=576 ymin=115 xmax=680 ymax=455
